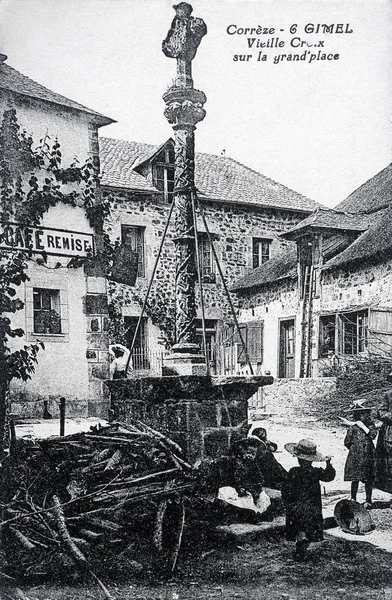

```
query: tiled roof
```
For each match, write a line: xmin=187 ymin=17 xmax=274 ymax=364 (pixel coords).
xmin=231 ymin=245 xmax=298 ymax=292
xmin=325 ymin=208 xmax=392 ymax=270
xmin=99 ymin=137 xmax=318 ymax=212
xmin=233 ymin=207 xmax=391 ymax=291
xmin=281 ymin=208 xmax=371 ymax=240
xmin=336 ymin=163 xmax=392 ymax=214
xmin=0 ymin=62 xmax=114 ymax=126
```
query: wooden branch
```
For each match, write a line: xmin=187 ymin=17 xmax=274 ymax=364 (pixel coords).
xmin=9 ymin=527 xmax=36 ymax=551
xmin=153 ymin=499 xmax=167 ymax=551
xmin=89 ymin=570 xmax=114 ymax=600
xmin=51 ymin=495 xmax=86 ymax=567
xmin=95 ymin=467 xmax=181 ymax=489
xmin=104 ymin=450 xmax=122 ymax=471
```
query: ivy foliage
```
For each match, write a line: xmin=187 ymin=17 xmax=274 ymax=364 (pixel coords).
xmin=0 ymin=106 xmax=111 ymax=385
xmin=109 ymin=281 xmax=176 ymax=350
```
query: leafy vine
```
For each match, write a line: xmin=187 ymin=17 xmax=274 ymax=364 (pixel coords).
xmin=0 ymin=106 xmax=113 ymax=452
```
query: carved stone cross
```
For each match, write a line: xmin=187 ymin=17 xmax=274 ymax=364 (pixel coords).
xmin=162 ymin=3 xmax=207 ymax=368
xmin=162 ymin=2 xmax=207 ymax=88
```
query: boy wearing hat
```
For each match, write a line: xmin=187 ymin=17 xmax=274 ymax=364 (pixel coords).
xmin=282 ymin=439 xmax=335 ymax=561
xmin=343 ymin=400 xmax=377 ymax=508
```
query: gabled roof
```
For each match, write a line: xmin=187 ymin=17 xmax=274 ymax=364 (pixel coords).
xmin=231 ymin=245 xmax=298 ymax=292
xmin=324 ymin=207 xmax=392 ymax=270
xmin=99 ymin=137 xmax=318 ymax=213
xmin=336 ymin=163 xmax=392 ymax=214
xmin=0 ymin=61 xmax=114 ymax=127
xmin=281 ymin=208 xmax=370 ymax=240
xmin=132 ymin=139 xmax=173 ymax=173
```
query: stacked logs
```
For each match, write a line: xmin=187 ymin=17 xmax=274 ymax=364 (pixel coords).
xmin=0 ymin=421 xmax=195 ymax=584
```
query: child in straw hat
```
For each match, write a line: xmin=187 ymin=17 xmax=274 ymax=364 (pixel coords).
xmin=282 ymin=438 xmax=335 ymax=561
xmin=343 ymin=399 xmax=377 ymax=508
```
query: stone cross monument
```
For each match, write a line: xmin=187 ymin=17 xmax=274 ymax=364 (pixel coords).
xmin=162 ymin=3 xmax=208 ymax=375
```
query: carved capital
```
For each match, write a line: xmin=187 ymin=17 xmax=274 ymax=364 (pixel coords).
xmin=163 ymin=87 xmax=206 ymax=127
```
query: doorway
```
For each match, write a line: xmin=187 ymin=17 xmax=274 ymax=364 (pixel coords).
xmin=279 ymin=319 xmax=295 ymax=378
xmin=124 ymin=317 xmax=149 ymax=370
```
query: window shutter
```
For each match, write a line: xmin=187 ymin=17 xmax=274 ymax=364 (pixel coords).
xmin=237 ymin=324 xmax=247 ymax=364
xmin=136 ymin=228 xmax=144 ymax=277
xmin=369 ymin=308 xmax=392 ymax=355
xmin=247 ymin=321 xmax=264 ymax=363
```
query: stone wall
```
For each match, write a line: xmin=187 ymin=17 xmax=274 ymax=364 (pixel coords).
xmin=107 ymin=375 xmax=272 ymax=463
xmin=103 ymin=185 xmax=307 ymax=357
xmin=255 ymin=377 xmax=337 ymax=421
xmin=237 ymin=257 xmax=392 ymax=378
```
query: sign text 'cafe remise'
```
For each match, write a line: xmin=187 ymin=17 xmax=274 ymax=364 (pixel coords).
xmin=0 ymin=222 xmax=95 ymax=257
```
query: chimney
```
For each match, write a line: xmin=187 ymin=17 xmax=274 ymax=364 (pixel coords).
xmin=0 ymin=54 xmax=8 ymax=64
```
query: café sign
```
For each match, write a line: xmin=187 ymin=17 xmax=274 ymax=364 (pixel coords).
xmin=0 ymin=222 xmax=95 ymax=257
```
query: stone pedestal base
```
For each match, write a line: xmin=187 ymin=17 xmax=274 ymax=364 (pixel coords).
xmin=107 ymin=374 xmax=273 ymax=463
xmin=163 ymin=351 xmax=207 ymax=377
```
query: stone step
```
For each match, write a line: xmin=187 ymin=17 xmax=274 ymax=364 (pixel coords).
xmin=214 ymin=517 xmax=285 ymax=542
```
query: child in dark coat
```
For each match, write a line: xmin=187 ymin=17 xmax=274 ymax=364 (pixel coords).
xmin=343 ymin=400 xmax=377 ymax=508
xmin=196 ymin=437 xmax=270 ymax=523
xmin=282 ymin=438 xmax=335 ymax=561
xmin=251 ymin=427 xmax=287 ymax=490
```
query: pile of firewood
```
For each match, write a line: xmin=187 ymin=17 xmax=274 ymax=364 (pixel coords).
xmin=0 ymin=421 xmax=196 ymax=587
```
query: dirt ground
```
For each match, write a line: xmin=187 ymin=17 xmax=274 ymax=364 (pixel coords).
xmin=8 ymin=416 xmax=392 ymax=600
xmin=6 ymin=533 xmax=392 ymax=600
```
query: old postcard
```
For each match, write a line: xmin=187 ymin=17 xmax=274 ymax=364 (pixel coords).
xmin=0 ymin=1 xmax=391 ymax=599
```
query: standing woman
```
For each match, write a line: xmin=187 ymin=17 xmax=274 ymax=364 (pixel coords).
xmin=375 ymin=378 xmax=392 ymax=494
xmin=109 ymin=343 xmax=131 ymax=379
xmin=343 ymin=400 xmax=377 ymax=508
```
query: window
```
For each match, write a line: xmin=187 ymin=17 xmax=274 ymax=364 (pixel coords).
xmin=319 ymin=315 xmax=336 ymax=357
xmin=121 ymin=225 xmax=145 ymax=277
xmin=252 ymin=238 xmax=271 ymax=268
xmin=197 ymin=233 xmax=215 ymax=283
xmin=33 ymin=288 xmax=61 ymax=334
xmin=339 ymin=310 xmax=368 ymax=355
xmin=153 ymin=147 xmax=175 ymax=203
xmin=318 ymin=309 xmax=369 ymax=356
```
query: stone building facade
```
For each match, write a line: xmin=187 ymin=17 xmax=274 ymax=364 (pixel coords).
xmin=233 ymin=163 xmax=392 ymax=380
xmin=100 ymin=137 xmax=318 ymax=375
xmin=0 ymin=55 xmax=114 ymax=418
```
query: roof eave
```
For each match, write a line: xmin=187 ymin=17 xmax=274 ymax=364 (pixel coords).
xmin=197 ymin=194 xmax=315 ymax=213
xmin=281 ymin=224 xmax=368 ymax=240
xmin=232 ymin=273 xmax=296 ymax=293
xmin=3 ymin=87 xmax=116 ymax=128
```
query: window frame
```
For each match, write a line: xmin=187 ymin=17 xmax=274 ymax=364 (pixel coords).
xmin=318 ymin=309 xmax=369 ymax=357
xmin=25 ymin=279 xmax=69 ymax=343
xmin=153 ymin=147 xmax=175 ymax=203
xmin=319 ymin=314 xmax=337 ymax=357
xmin=195 ymin=318 xmax=217 ymax=364
xmin=338 ymin=309 xmax=369 ymax=355
xmin=33 ymin=288 xmax=62 ymax=335
xmin=121 ymin=225 xmax=146 ymax=278
xmin=252 ymin=237 xmax=271 ymax=268
xmin=197 ymin=232 xmax=216 ymax=283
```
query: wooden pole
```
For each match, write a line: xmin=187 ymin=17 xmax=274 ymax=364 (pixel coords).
xmin=59 ymin=397 xmax=66 ymax=437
